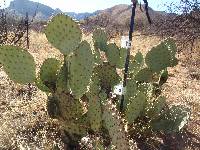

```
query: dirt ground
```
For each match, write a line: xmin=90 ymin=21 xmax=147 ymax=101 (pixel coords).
xmin=0 ymin=31 xmax=199 ymax=149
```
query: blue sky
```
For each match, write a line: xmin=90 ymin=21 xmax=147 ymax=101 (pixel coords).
xmin=1 ymin=0 xmax=179 ymax=13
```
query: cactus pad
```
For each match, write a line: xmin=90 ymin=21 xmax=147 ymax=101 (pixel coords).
xmin=103 ymin=100 xmax=129 ymax=149
xmin=105 ymin=43 xmax=120 ymax=67
xmin=145 ymin=39 xmax=178 ymax=73
xmin=47 ymin=95 xmax=60 ymax=119
xmin=35 ymin=78 xmax=51 ymax=93
xmin=88 ymin=94 xmax=102 ymax=131
xmin=94 ymin=62 xmax=121 ymax=90
xmin=93 ymin=29 xmax=108 ymax=52
xmin=0 ymin=45 xmax=36 ymax=84
xmin=69 ymin=41 xmax=94 ymax=99
xmin=124 ymin=79 xmax=138 ymax=110
xmin=62 ymin=121 xmax=87 ymax=136
xmin=45 ymin=14 xmax=82 ymax=55
xmin=39 ymin=58 xmax=61 ymax=92
xmin=151 ymin=105 xmax=190 ymax=133
xmin=129 ymin=51 xmax=144 ymax=76
xmin=147 ymin=96 xmax=166 ymax=118
xmin=55 ymin=91 xmax=83 ymax=121
xmin=159 ymin=69 xmax=168 ymax=86
xmin=56 ymin=64 xmax=70 ymax=93
xmin=134 ymin=68 xmax=153 ymax=82
xmin=125 ymin=92 xmax=146 ymax=123
xmin=118 ymin=48 xmax=127 ymax=69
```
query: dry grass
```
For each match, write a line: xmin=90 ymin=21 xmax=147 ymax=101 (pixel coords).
xmin=0 ymin=30 xmax=199 ymax=149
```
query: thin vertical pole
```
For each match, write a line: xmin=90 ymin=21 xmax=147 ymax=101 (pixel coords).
xmin=120 ymin=1 xmax=137 ymax=112
xmin=25 ymin=12 xmax=29 ymax=49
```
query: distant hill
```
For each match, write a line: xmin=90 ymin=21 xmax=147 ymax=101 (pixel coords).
xmin=8 ymin=0 xmax=62 ymax=20
xmin=7 ymin=0 xmax=99 ymax=21
xmin=81 ymin=4 xmax=168 ymax=35
xmin=65 ymin=11 xmax=100 ymax=20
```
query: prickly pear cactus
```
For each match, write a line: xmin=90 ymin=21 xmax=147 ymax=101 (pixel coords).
xmin=150 ymin=105 xmax=190 ymax=133
xmin=125 ymin=92 xmax=147 ymax=123
xmin=56 ymin=64 xmax=70 ymax=93
xmin=147 ymin=96 xmax=166 ymax=118
xmin=94 ymin=62 xmax=120 ymax=91
xmin=39 ymin=58 xmax=61 ymax=91
xmin=45 ymin=14 xmax=82 ymax=55
xmin=69 ymin=41 xmax=94 ymax=99
xmin=93 ymin=29 xmax=108 ymax=52
xmin=105 ymin=43 xmax=120 ymax=67
xmin=129 ymin=51 xmax=144 ymax=75
xmin=145 ymin=39 xmax=178 ymax=73
xmin=134 ymin=68 xmax=153 ymax=82
xmin=118 ymin=48 xmax=127 ymax=69
xmin=88 ymin=80 xmax=102 ymax=131
xmin=124 ymin=78 xmax=138 ymax=110
xmin=103 ymin=100 xmax=129 ymax=150
xmin=0 ymin=45 xmax=36 ymax=84
xmin=88 ymin=95 xmax=102 ymax=131
xmin=158 ymin=69 xmax=168 ymax=86
xmin=55 ymin=91 xmax=83 ymax=121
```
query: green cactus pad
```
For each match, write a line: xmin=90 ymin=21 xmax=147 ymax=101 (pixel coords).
xmin=118 ymin=48 xmax=127 ymax=69
xmin=164 ymin=38 xmax=177 ymax=56
xmin=145 ymin=39 xmax=178 ymax=73
xmin=103 ymin=101 xmax=129 ymax=149
xmin=56 ymin=64 xmax=70 ymax=93
xmin=45 ymin=14 xmax=82 ymax=55
xmin=35 ymin=78 xmax=51 ymax=93
xmin=147 ymin=96 xmax=166 ymax=118
xmin=129 ymin=51 xmax=144 ymax=75
xmin=124 ymin=79 xmax=138 ymax=111
xmin=125 ymin=92 xmax=146 ymax=123
xmin=55 ymin=92 xmax=83 ymax=121
xmin=105 ymin=43 xmax=120 ymax=67
xmin=63 ymin=121 xmax=87 ymax=136
xmin=87 ymin=78 xmax=102 ymax=131
xmin=39 ymin=58 xmax=61 ymax=92
xmin=94 ymin=62 xmax=121 ymax=90
xmin=0 ymin=45 xmax=36 ymax=84
xmin=93 ymin=29 xmax=108 ymax=52
xmin=47 ymin=95 xmax=60 ymax=119
xmin=134 ymin=68 xmax=153 ymax=82
xmin=159 ymin=69 xmax=168 ymax=86
xmin=150 ymin=105 xmax=190 ymax=133
xmin=69 ymin=41 xmax=94 ymax=99
xmin=88 ymin=93 xmax=102 ymax=131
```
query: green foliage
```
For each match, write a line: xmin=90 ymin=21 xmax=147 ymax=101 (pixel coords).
xmin=0 ymin=45 xmax=36 ymax=84
xmin=45 ymin=14 xmax=82 ymax=55
xmin=69 ymin=41 xmax=94 ymax=99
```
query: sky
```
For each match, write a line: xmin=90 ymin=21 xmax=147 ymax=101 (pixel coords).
xmin=0 ymin=0 xmax=180 ymax=13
